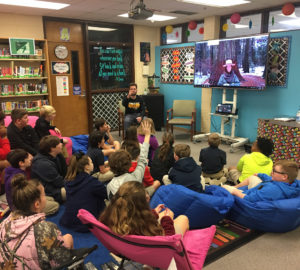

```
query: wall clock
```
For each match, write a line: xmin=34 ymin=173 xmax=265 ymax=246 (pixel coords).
xmin=54 ymin=45 xmax=68 ymax=60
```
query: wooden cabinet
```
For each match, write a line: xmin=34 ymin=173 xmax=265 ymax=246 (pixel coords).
xmin=142 ymin=94 xmax=164 ymax=131
xmin=0 ymin=38 xmax=51 ymax=114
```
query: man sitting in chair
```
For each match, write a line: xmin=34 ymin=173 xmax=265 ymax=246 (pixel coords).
xmin=122 ymin=83 xmax=145 ymax=131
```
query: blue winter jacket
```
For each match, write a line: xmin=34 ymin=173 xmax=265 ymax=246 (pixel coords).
xmin=60 ymin=172 xmax=107 ymax=232
xmin=244 ymin=173 xmax=300 ymax=203
xmin=169 ymin=157 xmax=203 ymax=193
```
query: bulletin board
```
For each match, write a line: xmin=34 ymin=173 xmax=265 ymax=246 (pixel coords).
xmin=160 ymin=46 xmax=194 ymax=84
xmin=267 ymin=36 xmax=290 ymax=87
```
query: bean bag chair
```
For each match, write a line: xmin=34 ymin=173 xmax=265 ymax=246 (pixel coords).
xmin=150 ymin=184 xmax=234 ymax=229
xmin=70 ymin=134 xmax=89 ymax=154
xmin=226 ymin=189 xmax=300 ymax=233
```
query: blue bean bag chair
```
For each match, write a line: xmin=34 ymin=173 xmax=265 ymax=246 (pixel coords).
xmin=70 ymin=134 xmax=89 ymax=154
xmin=150 ymin=184 xmax=234 ymax=229
xmin=226 ymin=190 xmax=300 ymax=233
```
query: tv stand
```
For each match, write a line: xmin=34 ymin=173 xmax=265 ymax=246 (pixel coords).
xmin=193 ymin=89 xmax=248 ymax=152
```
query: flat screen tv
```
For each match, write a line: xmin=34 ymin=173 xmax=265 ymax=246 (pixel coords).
xmin=194 ymin=34 xmax=269 ymax=90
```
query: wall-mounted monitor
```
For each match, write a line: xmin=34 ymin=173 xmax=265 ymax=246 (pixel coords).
xmin=194 ymin=34 xmax=269 ymax=90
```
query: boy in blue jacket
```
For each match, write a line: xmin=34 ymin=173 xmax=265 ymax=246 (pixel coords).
xmin=223 ymin=160 xmax=300 ymax=202
xmin=163 ymin=144 xmax=203 ymax=193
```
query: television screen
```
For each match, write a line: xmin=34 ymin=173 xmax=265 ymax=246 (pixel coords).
xmin=194 ymin=34 xmax=269 ymax=90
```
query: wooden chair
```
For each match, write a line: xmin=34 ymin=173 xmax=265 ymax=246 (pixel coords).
xmin=117 ymin=100 xmax=149 ymax=140
xmin=166 ymin=100 xmax=196 ymax=141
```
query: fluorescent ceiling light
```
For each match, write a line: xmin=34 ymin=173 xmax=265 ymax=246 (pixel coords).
xmin=167 ymin=39 xmax=178 ymax=43
xmin=118 ymin=13 xmax=176 ymax=21
xmin=270 ymin=29 xmax=286 ymax=32
xmin=118 ymin=13 xmax=129 ymax=18
xmin=176 ymin=0 xmax=250 ymax=7
xmin=0 ymin=0 xmax=69 ymax=10
xmin=278 ymin=13 xmax=297 ymax=18
xmin=146 ymin=14 xmax=176 ymax=21
xmin=88 ymin=26 xmax=117 ymax=32
xmin=234 ymin=24 xmax=248 ymax=28
xmin=279 ymin=18 xmax=300 ymax=26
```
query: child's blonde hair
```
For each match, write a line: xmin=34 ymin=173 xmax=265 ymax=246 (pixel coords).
xmin=100 ymin=181 xmax=164 ymax=236
xmin=40 ymin=105 xmax=56 ymax=118
xmin=174 ymin=144 xmax=191 ymax=158
xmin=208 ymin=133 xmax=221 ymax=147
xmin=137 ymin=118 xmax=156 ymax=135
xmin=274 ymin=160 xmax=298 ymax=183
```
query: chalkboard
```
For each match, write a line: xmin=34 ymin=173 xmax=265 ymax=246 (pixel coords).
xmin=90 ymin=45 xmax=133 ymax=90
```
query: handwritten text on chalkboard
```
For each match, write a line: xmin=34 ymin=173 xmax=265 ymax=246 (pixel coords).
xmin=98 ymin=48 xmax=126 ymax=81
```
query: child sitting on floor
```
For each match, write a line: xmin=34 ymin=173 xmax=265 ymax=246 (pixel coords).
xmin=121 ymin=125 xmax=140 ymax=149
xmin=60 ymin=152 xmax=107 ymax=232
xmin=123 ymin=141 xmax=160 ymax=196
xmin=222 ymin=160 xmax=300 ymax=202
xmin=137 ymin=118 xmax=159 ymax=166
xmin=106 ymin=121 xmax=151 ymax=198
xmin=100 ymin=181 xmax=189 ymax=237
xmin=0 ymin=174 xmax=73 ymax=269
xmin=5 ymin=149 xmax=59 ymax=216
xmin=163 ymin=144 xmax=204 ymax=193
xmin=94 ymin=118 xmax=120 ymax=154
xmin=199 ymin=133 xmax=227 ymax=186
xmin=228 ymin=137 xmax=274 ymax=184
xmin=150 ymin=132 xmax=175 ymax=184
xmin=87 ymin=131 xmax=114 ymax=182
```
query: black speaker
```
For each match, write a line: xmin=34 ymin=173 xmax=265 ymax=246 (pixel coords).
xmin=142 ymin=94 xmax=164 ymax=131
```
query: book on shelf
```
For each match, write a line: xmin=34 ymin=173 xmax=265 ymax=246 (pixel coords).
xmin=1 ymin=99 xmax=49 ymax=113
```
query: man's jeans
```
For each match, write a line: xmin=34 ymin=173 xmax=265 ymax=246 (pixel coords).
xmin=124 ymin=113 xmax=142 ymax=131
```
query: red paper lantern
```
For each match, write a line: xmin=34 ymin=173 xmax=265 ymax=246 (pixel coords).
xmin=188 ymin=20 xmax=197 ymax=30
xmin=282 ymin=3 xmax=295 ymax=16
xmin=230 ymin=13 xmax=241 ymax=24
xmin=199 ymin=27 xmax=204 ymax=34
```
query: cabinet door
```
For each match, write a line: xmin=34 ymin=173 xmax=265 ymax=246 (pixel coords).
xmin=143 ymin=94 xmax=164 ymax=131
xmin=45 ymin=21 xmax=88 ymax=136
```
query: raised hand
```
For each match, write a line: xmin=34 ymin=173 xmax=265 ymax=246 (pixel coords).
xmin=141 ymin=120 xmax=151 ymax=136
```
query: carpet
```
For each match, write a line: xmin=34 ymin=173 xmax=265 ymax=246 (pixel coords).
xmin=204 ymin=219 xmax=263 ymax=266
xmin=46 ymin=205 xmax=113 ymax=269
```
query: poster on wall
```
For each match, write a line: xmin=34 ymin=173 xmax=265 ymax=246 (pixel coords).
xmin=267 ymin=36 xmax=290 ymax=87
xmin=56 ymin=76 xmax=69 ymax=96
xmin=9 ymin=38 xmax=35 ymax=55
xmin=160 ymin=46 xmax=194 ymax=84
xmin=51 ymin=62 xmax=71 ymax=74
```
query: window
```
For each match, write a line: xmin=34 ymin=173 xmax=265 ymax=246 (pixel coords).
xmin=269 ymin=7 xmax=300 ymax=32
xmin=187 ymin=23 xmax=204 ymax=42
xmin=88 ymin=24 xmax=132 ymax=43
xmin=224 ymin=13 xmax=262 ymax=38
xmin=166 ymin=27 xmax=182 ymax=44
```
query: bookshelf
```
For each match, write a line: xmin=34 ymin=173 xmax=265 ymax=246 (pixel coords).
xmin=0 ymin=38 xmax=51 ymax=114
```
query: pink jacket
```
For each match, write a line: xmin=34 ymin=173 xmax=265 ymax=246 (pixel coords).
xmin=0 ymin=213 xmax=72 ymax=269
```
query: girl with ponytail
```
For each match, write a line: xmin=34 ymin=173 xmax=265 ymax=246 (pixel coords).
xmin=100 ymin=181 xmax=189 ymax=237
xmin=150 ymin=132 xmax=175 ymax=183
xmin=0 ymin=174 xmax=73 ymax=269
xmin=60 ymin=152 xmax=107 ymax=232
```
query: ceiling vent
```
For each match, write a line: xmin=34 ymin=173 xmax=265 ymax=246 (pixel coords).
xmin=170 ymin=10 xmax=197 ymax=15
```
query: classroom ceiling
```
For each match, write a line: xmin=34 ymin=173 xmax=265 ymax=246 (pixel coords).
xmin=0 ymin=0 xmax=298 ymax=26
